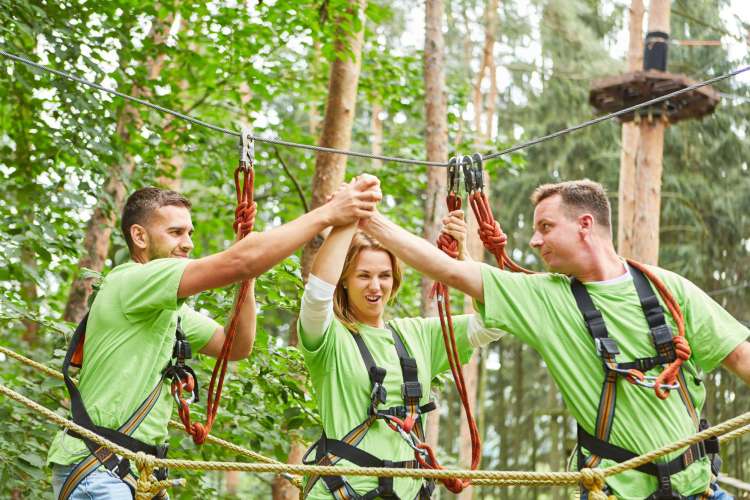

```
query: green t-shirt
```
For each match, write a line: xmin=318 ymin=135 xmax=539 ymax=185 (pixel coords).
xmin=298 ymin=315 xmax=475 ymax=500
xmin=477 ymin=263 xmax=748 ymax=499
xmin=47 ymin=259 xmax=219 ymax=467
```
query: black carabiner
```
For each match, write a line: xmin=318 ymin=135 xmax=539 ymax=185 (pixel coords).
xmin=471 ymin=153 xmax=484 ymax=191
xmin=461 ymin=155 xmax=475 ymax=193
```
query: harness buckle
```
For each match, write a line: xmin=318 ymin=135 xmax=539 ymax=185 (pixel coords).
xmin=652 ymin=463 xmax=681 ymax=499
xmin=401 ymin=381 xmax=422 ymax=401
xmin=651 ymin=324 xmax=673 ymax=347
xmin=371 ymin=383 xmax=387 ymax=407
xmin=595 ymin=337 xmax=620 ymax=357
xmin=172 ymin=339 xmax=192 ymax=361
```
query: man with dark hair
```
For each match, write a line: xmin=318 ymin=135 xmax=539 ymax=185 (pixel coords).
xmin=361 ymin=179 xmax=750 ymax=499
xmin=48 ymin=177 xmax=382 ymax=499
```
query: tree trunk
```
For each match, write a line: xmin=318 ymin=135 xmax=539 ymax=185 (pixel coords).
xmin=275 ymin=3 xmax=367 ymax=499
xmin=629 ymin=0 xmax=670 ymax=265
xmin=421 ymin=0 xmax=450 ymax=315
xmin=63 ymin=17 xmax=174 ymax=323
xmin=471 ymin=0 xmax=499 ymax=142
xmin=617 ymin=0 xmax=644 ymax=257
xmin=298 ymin=0 xmax=367 ymax=290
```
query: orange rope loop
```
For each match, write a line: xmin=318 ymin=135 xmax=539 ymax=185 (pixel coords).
xmin=174 ymin=132 xmax=256 ymax=444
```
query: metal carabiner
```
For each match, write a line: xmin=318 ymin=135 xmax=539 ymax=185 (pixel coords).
xmin=471 ymin=153 xmax=484 ymax=191
xmin=447 ymin=156 xmax=461 ymax=195
xmin=239 ymin=127 xmax=255 ymax=167
xmin=461 ymin=155 xmax=475 ymax=193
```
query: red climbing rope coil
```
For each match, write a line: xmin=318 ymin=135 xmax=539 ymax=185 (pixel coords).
xmin=173 ymin=133 xmax=257 ymax=444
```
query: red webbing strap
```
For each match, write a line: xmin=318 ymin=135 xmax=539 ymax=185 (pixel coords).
xmin=415 ymin=192 xmax=481 ymax=494
xmin=174 ymin=161 xmax=256 ymax=444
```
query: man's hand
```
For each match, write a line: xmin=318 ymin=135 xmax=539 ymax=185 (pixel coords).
xmin=323 ymin=174 xmax=381 ymax=227
xmin=440 ymin=209 xmax=468 ymax=260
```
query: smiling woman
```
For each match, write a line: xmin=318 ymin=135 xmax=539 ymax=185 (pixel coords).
xmin=296 ymin=209 xmax=506 ymax=500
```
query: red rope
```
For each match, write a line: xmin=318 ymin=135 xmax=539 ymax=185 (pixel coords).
xmin=173 ymin=161 xmax=256 ymax=444
xmin=410 ymin=192 xmax=481 ymax=493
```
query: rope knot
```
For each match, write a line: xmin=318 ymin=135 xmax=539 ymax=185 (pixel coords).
xmin=436 ymin=232 xmax=460 ymax=259
xmin=580 ymin=468 xmax=608 ymax=500
xmin=233 ymin=201 xmax=257 ymax=237
xmin=672 ymin=335 xmax=691 ymax=361
xmin=477 ymin=220 xmax=507 ymax=254
xmin=191 ymin=422 xmax=208 ymax=445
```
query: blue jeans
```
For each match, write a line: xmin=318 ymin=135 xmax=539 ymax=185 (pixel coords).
xmin=51 ymin=463 xmax=132 ymax=500
xmin=580 ymin=481 xmax=733 ymax=499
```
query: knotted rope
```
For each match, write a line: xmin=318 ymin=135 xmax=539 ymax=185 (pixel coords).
xmin=415 ymin=190 xmax=482 ymax=494
xmin=174 ymin=157 xmax=256 ymax=444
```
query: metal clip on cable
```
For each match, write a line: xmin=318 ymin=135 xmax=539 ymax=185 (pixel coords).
xmin=471 ymin=152 xmax=484 ymax=191
xmin=447 ymin=156 xmax=461 ymax=196
xmin=239 ymin=127 xmax=255 ymax=168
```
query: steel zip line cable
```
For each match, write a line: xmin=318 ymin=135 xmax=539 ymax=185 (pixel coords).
xmin=1 ymin=48 xmax=748 ymax=167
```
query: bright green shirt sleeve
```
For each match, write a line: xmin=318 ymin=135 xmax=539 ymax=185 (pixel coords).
xmin=657 ymin=268 xmax=749 ymax=373
xmin=118 ymin=258 xmax=189 ymax=319
xmin=178 ymin=303 xmax=220 ymax=353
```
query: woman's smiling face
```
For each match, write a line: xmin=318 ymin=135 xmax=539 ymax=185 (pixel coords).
xmin=343 ymin=248 xmax=394 ymax=327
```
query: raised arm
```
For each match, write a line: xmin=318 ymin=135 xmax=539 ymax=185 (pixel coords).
xmin=362 ymin=211 xmax=485 ymax=302
xmin=723 ymin=341 xmax=750 ymax=386
xmin=178 ymin=176 xmax=381 ymax=298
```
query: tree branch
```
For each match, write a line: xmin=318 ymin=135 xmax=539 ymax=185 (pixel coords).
xmin=273 ymin=146 xmax=310 ymax=213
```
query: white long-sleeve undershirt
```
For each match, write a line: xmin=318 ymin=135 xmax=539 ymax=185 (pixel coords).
xmin=299 ymin=273 xmax=506 ymax=348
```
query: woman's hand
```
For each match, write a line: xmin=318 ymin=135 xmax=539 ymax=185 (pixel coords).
xmin=440 ymin=210 xmax=468 ymax=260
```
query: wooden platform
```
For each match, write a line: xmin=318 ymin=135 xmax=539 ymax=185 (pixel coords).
xmin=589 ymin=70 xmax=720 ymax=124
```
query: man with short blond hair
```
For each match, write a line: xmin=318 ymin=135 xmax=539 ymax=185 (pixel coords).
xmin=361 ymin=178 xmax=749 ymax=499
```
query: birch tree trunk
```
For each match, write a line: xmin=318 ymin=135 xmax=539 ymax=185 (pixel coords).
xmin=274 ymin=3 xmax=367 ymax=499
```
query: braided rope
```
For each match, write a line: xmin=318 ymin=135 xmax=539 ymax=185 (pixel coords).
xmin=3 ymin=381 xmax=750 ymax=488
xmin=0 ymin=344 xmax=303 ymax=488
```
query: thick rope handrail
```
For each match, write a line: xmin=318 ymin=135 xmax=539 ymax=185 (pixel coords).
xmin=0 ymin=344 xmax=302 ymax=488
xmin=2 ymin=381 xmax=750 ymax=487
xmin=1 ymin=49 xmax=747 ymax=167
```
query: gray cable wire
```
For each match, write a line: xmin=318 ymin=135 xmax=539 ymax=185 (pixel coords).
xmin=1 ymin=48 xmax=748 ymax=168
xmin=0 ymin=49 xmax=445 ymax=167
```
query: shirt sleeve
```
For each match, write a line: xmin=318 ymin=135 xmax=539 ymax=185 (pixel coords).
xmin=298 ymin=274 xmax=336 ymax=352
xmin=679 ymin=274 xmax=750 ymax=373
xmin=410 ymin=314 xmax=474 ymax=376
xmin=179 ymin=304 xmax=221 ymax=353
xmin=474 ymin=263 xmax=556 ymax=351
xmin=467 ymin=314 xmax=507 ymax=347
xmin=119 ymin=258 xmax=189 ymax=319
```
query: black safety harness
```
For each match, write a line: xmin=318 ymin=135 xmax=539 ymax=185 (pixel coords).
xmin=58 ymin=313 xmax=197 ymax=500
xmin=302 ymin=324 xmax=436 ymax=499
xmin=571 ymin=265 xmax=721 ymax=500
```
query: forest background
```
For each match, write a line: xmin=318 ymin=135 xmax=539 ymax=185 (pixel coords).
xmin=1 ymin=0 xmax=749 ymax=498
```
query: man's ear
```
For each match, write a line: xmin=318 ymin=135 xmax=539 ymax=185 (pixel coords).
xmin=578 ymin=213 xmax=594 ymax=237
xmin=130 ymin=224 xmax=149 ymax=250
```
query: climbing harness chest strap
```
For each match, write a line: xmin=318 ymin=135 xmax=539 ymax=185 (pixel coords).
xmin=302 ymin=324 xmax=435 ymax=499
xmin=59 ymin=313 xmax=192 ymax=499
xmin=571 ymin=265 xmax=719 ymax=500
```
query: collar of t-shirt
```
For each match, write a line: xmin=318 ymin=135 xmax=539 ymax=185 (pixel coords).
xmin=585 ymin=260 xmax=631 ymax=286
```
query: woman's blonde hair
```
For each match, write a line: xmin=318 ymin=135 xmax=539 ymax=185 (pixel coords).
xmin=333 ymin=231 xmax=403 ymax=332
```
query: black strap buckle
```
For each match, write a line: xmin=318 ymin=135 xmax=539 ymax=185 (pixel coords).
xmin=401 ymin=380 xmax=422 ymax=401
xmin=651 ymin=463 xmax=681 ymax=499
xmin=172 ymin=339 xmax=192 ymax=361
xmin=370 ymin=383 xmax=387 ymax=407
xmin=595 ymin=337 xmax=620 ymax=357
